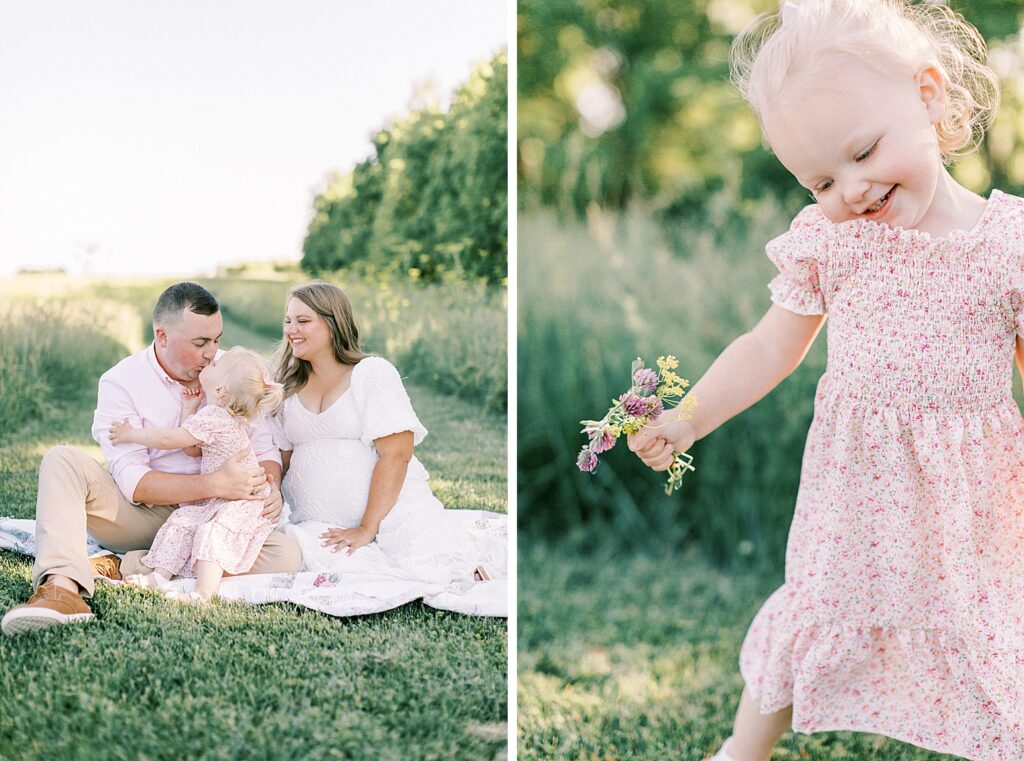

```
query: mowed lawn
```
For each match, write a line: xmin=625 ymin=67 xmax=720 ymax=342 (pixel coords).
xmin=0 ymin=318 xmax=508 ymax=761
xmin=518 ymin=542 xmax=961 ymax=761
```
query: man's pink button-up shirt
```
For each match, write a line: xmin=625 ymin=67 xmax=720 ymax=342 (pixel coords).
xmin=91 ymin=343 xmax=281 ymax=505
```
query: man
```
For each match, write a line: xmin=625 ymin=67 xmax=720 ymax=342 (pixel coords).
xmin=1 ymin=282 xmax=300 ymax=635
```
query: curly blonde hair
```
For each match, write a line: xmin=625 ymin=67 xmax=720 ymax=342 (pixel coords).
xmin=215 ymin=347 xmax=284 ymax=422
xmin=730 ymin=0 xmax=1000 ymax=162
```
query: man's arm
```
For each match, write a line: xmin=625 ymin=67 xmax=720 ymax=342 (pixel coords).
xmin=133 ymin=450 xmax=266 ymax=505
xmin=93 ymin=373 xmax=159 ymax=506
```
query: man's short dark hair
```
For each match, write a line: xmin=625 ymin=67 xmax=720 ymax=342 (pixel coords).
xmin=152 ymin=282 xmax=219 ymax=328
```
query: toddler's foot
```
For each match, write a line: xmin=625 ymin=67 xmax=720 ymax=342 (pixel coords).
xmin=124 ymin=570 xmax=172 ymax=589
xmin=704 ymin=737 xmax=741 ymax=761
xmin=163 ymin=590 xmax=210 ymax=605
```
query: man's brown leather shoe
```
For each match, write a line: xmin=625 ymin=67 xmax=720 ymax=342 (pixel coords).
xmin=1 ymin=582 xmax=94 ymax=636
xmin=90 ymin=554 xmax=122 ymax=581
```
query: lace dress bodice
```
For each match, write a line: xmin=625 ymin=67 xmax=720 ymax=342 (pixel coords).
xmin=273 ymin=357 xmax=428 ymax=526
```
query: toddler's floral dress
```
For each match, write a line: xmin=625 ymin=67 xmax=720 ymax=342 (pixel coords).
xmin=739 ymin=190 xmax=1024 ymax=761
xmin=141 ymin=405 xmax=275 ymax=577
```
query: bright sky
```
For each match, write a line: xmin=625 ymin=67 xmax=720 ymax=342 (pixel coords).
xmin=0 ymin=1 xmax=507 ymax=276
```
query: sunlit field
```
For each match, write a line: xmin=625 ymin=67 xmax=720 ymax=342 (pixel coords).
xmin=0 ymin=274 xmax=507 ymax=761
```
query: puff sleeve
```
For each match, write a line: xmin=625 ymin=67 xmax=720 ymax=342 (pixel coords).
xmin=1002 ymin=193 xmax=1024 ymax=337
xmin=765 ymin=205 xmax=829 ymax=316
xmin=351 ymin=357 xmax=428 ymax=448
xmin=270 ymin=404 xmax=293 ymax=453
xmin=182 ymin=405 xmax=230 ymax=447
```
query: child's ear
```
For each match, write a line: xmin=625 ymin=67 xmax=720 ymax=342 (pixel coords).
xmin=916 ymin=64 xmax=946 ymax=126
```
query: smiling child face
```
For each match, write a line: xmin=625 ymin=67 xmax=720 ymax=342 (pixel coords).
xmin=760 ymin=56 xmax=947 ymax=232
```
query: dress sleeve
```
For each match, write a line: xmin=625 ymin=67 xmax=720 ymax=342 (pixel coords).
xmin=181 ymin=406 xmax=228 ymax=447
xmin=765 ymin=205 xmax=829 ymax=316
xmin=270 ymin=403 xmax=293 ymax=452
xmin=1002 ymin=194 xmax=1024 ymax=337
xmin=352 ymin=357 xmax=428 ymax=447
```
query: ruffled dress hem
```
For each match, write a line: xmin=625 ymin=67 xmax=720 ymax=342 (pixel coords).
xmin=739 ymin=586 xmax=1024 ymax=761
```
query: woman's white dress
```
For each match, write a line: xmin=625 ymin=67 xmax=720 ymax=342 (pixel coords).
xmin=272 ymin=357 xmax=507 ymax=594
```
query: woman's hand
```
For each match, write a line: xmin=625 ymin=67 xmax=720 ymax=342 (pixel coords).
xmin=628 ymin=418 xmax=697 ymax=472
xmin=320 ymin=525 xmax=376 ymax=555
xmin=109 ymin=419 xmax=139 ymax=445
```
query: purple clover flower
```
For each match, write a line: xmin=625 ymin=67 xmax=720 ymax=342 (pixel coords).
xmin=589 ymin=427 xmax=616 ymax=454
xmin=633 ymin=368 xmax=659 ymax=393
xmin=577 ymin=447 xmax=599 ymax=473
xmin=619 ymin=392 xmax=647 ymax=417
xmin=646 ymin=396 xmax=664 ymax=420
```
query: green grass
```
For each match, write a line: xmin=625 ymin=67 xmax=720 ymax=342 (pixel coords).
xmin=0 ymin=280 xmax=507 ymax=761
xmin=518 ymin=541 xmax=961 ymax=761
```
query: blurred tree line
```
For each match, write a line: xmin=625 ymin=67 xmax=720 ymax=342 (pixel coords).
xmin=302 ymin=51 xmax=508 ymax=285
xmin=518 ymin=0 xmax=1024 ymax=225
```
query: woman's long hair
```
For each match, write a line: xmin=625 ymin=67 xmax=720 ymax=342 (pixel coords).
xmin=275 ymin=281 xmax=368 ymax=398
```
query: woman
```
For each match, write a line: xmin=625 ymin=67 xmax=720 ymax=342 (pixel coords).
xmin=271 ymin=281 xmax=505 ymax=589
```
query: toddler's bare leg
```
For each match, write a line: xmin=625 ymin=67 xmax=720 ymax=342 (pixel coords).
xmin=726 ymin=686 xmax=792 ymax=761
xmin=194 ymin=560 xmax=224 ymax=600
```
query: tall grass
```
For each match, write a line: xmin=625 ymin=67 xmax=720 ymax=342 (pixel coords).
xmin=209 ymin=276 xmax=508 ymax=412
xmin=518 ymin=205 xmax=827 ymax=570
xmin=0 ymin=299 xmax=143 ymax=432
xmin=1 ymin=271 xmax=506 ymax=435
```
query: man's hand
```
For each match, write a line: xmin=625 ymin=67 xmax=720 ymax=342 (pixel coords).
xmin=320 ymin=525 xmax=376 ymax=556
xmin=213 ymin=450 xmax=267 ymax=500
xmin=628 ymin=418 xmax=697 ymax=472
xmin=261 ymin=472 xmax=284 ymax=523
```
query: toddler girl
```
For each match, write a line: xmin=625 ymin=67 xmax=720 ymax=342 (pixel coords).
xmin=630 ymin=2 xmax=1022 ymax=759
xmin=110 ymin=346 xmax=285 ymax=603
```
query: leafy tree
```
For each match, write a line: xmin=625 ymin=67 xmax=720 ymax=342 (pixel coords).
xmin=518 ymin=0 xmax=1024 ymax=223
xmin=301 ymin=52 xmax=508 ymax=285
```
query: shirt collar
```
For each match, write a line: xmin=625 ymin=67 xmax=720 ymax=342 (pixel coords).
xmin=146 ymin=342 xmax=179 ymax=387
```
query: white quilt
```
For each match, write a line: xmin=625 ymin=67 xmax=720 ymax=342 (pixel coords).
xmin=0 ymin=510 xmax=508 ymax=618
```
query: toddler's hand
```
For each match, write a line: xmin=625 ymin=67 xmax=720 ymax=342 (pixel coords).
xmin=180 ymin=385 xmax=203 ymax=415
xmin=109 ymin=419 xmax=137 ymax=445
xmin=628 ymin=418 xmax=696 ymax=472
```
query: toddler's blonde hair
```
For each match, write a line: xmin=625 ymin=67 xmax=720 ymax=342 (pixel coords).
xmin=214 ymin=347 xmax=284 ymax=422
xmin=730 ymin=0 xmax=1000 ymax=161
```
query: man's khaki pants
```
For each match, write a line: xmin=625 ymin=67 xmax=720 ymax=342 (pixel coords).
xmin=33 ymin=445 xmax=301 ymax=596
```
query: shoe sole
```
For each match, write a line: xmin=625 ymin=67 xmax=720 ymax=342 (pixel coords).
xmin=1 ymin=609 xmax=94 ymax=636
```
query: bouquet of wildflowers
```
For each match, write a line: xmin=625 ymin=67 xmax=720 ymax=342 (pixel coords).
xmin=578 ymin=356 xmax=697 ymax=495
